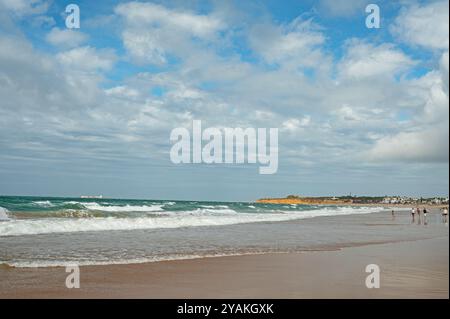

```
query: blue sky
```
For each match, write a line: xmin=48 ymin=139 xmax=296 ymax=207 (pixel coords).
xmin=0 ymin=0 xmax=448 ymax=201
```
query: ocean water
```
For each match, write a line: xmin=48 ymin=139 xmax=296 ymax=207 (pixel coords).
xmin=0 ymin=196 xmax=445 ymax=268
xmin=0 ymin=196 xmax=382 ymax=236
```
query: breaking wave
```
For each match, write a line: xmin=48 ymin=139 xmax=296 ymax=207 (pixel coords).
xmin=0 ymin=206 xmax=382 ymax=237
xmin=0 ymin=207 xmax=9 ymax=221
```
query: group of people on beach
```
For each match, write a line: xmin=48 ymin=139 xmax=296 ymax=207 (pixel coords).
xmin=406 ymin=207 xmax=449 ymax=225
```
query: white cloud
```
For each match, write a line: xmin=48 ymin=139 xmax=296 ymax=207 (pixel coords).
xmin=282 ymin=116 xmax=311 ymax=133
xmin=0 ymin=35 xmax=105 ymax=125
xmin=121 ymin=29 xmax=167 ymax=65
xmin=31 ymin=15 xmax=54 ymax=27
xmin=391 ymin=1 xmax=449 ymax=50
xmin=365 ymin=50 xmax=449 ymax=163
xmin=115 ymin=2 xmax=225 ymax=65
xmin=56 ymin=46 xmax=116 ymax=71
xmin=115 ymin=2 xmax=224 ymax=38
xmin=249 ymin=17 xmax=326 ymax=68
xmin=0 ymin=1 xmax=448 ymax=199
xmin=46 ymin=27 xmax=88 ymax=49
xmin=338 ymin=41 xmax=415 ymax=80
xmin=105 ymin=86 xmax=140 ymax=99
xmin=336 ymin=105 xmax=362 ymax=122
xmin=0 ymin=34 xmax=50 ymax=68
xmin=366 ymin=127 xmax=449 ymax=163
xmin=0 ymin=0 xmax=49 ymax=16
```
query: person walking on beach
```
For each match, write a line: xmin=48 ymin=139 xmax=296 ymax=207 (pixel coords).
xmin=411 ymin=207 xmax=415 ymax=223
xmin=442 ymin=207 xmax=448 ymax=224
xmin=391 ymin=210 xmax=395 ymax=220
xmin=423 ymin=208 xmax=428 ymax=225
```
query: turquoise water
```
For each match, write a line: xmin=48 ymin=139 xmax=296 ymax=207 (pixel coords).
xmin=0 ymin=196 xmax=382 ymax=236
xmin=0 ymin=195 xmax=313 ymax=216
xmin=5 ymin=196 xmax=437 ymax=268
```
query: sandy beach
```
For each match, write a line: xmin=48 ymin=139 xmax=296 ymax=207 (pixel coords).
xmin=1 ymin=0 xmax=448 ymax=303
xmin=1 ymin=220 xmax=448 ymax=299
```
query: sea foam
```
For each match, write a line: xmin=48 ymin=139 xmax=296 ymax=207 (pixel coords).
xmin=0 ymin=207 xmax=10 ymax=221
xmin=0 ymin=206 xmax=382 ymax=237
xmin=80 ymin=202 xmax=164 ymax=212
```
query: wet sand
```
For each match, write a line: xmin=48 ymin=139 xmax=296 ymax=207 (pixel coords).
xmin=1 ymin=236 xmax=448 ymax=299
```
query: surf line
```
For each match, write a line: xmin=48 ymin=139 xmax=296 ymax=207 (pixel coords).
xmin=169 ymin=120 xmax=278 ymax=174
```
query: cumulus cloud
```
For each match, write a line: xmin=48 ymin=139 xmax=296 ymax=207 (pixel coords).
xmin=367 ymin=128 xmax=449 ymax=163
xmin=105 ymin=85 xmax=140 ymax=99
xmin=30 ymin=14 xmax=54 ymax=27
xmin=0 ymin=0 xmax=49 ymax=16
xmin=338 ymin=41 xmax=416 ymax=80
xmin=336 ymin=105 xmax=363 ymax=122
xmin=115 ymin=2 xmax=224 ymax=37
xmin=390 ymin=1 xmax=449 ymax=50
xmin=249 ymin=17 xmax=325 ymax=66
xmin=0 ymin=35 xmax=60 ymax=113
xmin=56 ymin=46 xmax=117 ymax=71
xmin=120 ymin=29 xmax=168 ymax=65
xmin=365 ymin=50 xmax=449 ymax=163
xmin=282 ymin=116 xmax=311 ymax=133
xmin=0 ymin=0 xmax=448 ymax=198
xmin=46 ymin=27 xmax=88 ymax=49
xmin=115 ymin=1 xmax=225 ymax=65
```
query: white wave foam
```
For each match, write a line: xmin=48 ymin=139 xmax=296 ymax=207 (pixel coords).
xmin=81 ymin=202 xmax=164 ymax=212
xmin=0 ymin=206 xmax=383 ymax=237
xmin=0 ymin=207 xmax=9 ymax=221
xmin=32 ymin=200 xmax=54 ymax=207
xmin=191 ymin=207 xmax=237 ymax=215
xmin=164 ymin=202 xmax=176 ymax=206
xmin=1 ymin=251 xmax=273 ymax=268
xmin=200 ymin=205 xmax=229 ymax=209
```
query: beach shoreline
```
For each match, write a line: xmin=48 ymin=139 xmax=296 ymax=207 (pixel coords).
xmin=1 ymin=236 xmax=448 ymax=299
xmin=1 ymin=207 xmax=448 ymax=299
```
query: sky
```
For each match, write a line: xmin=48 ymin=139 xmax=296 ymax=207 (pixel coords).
xmin=0 ymin=0 xmax=448 ymax=201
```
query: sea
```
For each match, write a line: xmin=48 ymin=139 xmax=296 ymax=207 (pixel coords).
xmin=0 ymin=196 xmax=446 ymax=268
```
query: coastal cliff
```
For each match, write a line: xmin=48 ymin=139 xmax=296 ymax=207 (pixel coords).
xmin=256 ymin=197 xmax=353 ymax=205
xmin=256 ymin=195 xmax=449 ymax=207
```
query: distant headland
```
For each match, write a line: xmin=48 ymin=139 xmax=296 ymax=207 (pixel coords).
xmin=256 ymin=195 xmax=449 ymax=207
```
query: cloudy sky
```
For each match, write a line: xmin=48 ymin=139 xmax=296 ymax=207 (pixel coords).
xmin=0 ymin=0 xmax=448 ymax=201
